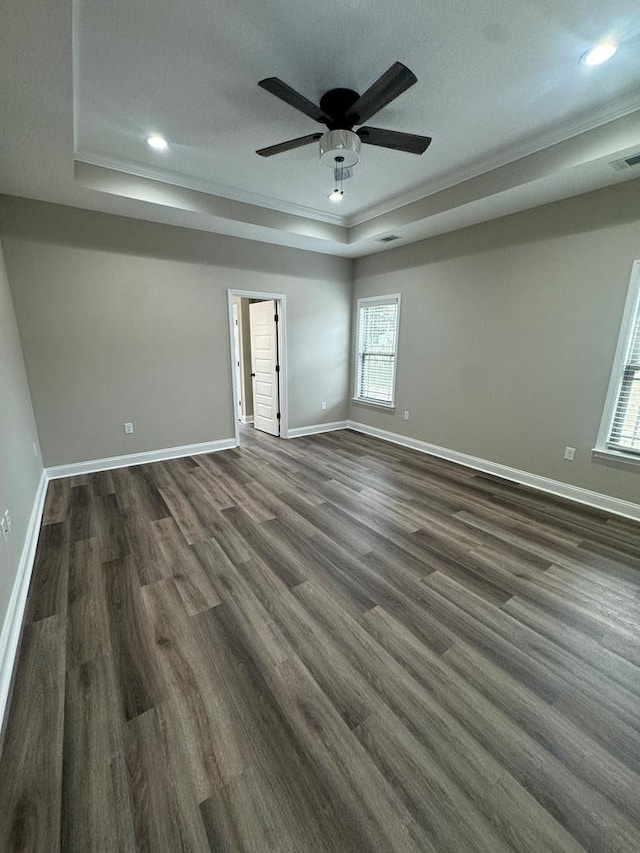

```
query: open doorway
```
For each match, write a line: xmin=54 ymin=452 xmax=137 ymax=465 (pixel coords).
xmin=227 ymin=289 xmax=288 ymax=445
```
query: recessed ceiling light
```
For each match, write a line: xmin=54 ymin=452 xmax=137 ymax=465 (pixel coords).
xmin=581 ymin=42 xmax=617 ymax=66
xmin=328 ymin=189 xmax=344 ymax=202
xmin=147 ymin=134 xmax=169 ymax=151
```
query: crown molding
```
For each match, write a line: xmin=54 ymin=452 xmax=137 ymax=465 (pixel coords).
xmin=347 ymin=92 xmax=640 ymax=227
xmin=72 ymin=95 xmax=640 ymax=253
xmin=76 ymin=89 xmax=640 ymax=238
xmin=74 ymin=151 xmax=347 ymax=227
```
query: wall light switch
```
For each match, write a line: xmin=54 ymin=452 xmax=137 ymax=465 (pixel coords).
xmin=403 ymin=410 xmax=410 ymax=421
xmin=321 ymin=401 xmax=327 ymax=411
xmin=564 ymin=446 xmax=576 ymax=461
xmin=124 ymin=422 xmax=134 ymax=434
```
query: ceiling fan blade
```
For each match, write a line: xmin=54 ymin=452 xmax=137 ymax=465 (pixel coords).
xmin=346 ymin=62 xmax=417 ymax=125
xmin=357 ymin=126 xmax=432 ymax=155
xmin=256 ymin=133 xmax=323 ymax=157
xmin=258 ymin=78 xmax=330 ymax=124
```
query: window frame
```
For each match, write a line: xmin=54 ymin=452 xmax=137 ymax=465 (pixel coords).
xmin=594 ymin=259 xmax=640 ymax=466
xmin=353 ymin=293 xmax=401 ymax=409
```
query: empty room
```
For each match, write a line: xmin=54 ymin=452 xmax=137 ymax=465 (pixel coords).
xmin=2 ymin=0 xmax=640 ymax=850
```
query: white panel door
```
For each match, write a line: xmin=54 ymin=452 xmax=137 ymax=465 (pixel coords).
xmin=249 ymin=300 xmax=280 ymax=436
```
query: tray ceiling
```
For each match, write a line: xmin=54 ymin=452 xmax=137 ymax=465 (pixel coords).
xmin=1 ymin=0 xmax=640 ymax=255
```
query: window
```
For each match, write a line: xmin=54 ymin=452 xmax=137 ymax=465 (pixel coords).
xmin=596 ymin=261 xmax=640 ymax=462
xmin=354 ymin=294 xmax=401 ymax=406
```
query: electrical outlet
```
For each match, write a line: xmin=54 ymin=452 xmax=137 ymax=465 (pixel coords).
xmin=0 ymin=516 xmax=8 ymax=544
xmin=564 ymin=446 xmax=576 ymax=461
xmin=4 ymin=510 xmax=11 ymax=534
xmin=123 ymin=422 xmax=134 ymax=435
xmin=403 ymin=410 xmax=410 ymax=421
xmin=321 ymin=401 xmax=327 ymax=411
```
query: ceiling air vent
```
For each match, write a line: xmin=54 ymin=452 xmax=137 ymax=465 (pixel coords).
xmin=376 ymin=234 xmax=402 ymax=243
xmin=610 ymin=152 xmax=640 ymax=171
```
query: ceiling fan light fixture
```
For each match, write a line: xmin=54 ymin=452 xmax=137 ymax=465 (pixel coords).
xmin=147 ymin=134 xmax=169 ymax=151
xmin=581 ymin=42 xmax=617 ymax=66
xmin=319 ymin=130 xmax=361 ymax=168
xmin=328 ymin=189 xmax=344 ymax=202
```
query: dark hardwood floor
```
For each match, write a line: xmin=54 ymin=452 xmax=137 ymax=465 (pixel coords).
xmin=2 ymin=427 xmax=640 ymax=851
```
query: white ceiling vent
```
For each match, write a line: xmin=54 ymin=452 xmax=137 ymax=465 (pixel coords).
xmin=376 ymin=234 xmax=402 ymax=243
xmin=610 ymin=152 xmax=640 ymax=171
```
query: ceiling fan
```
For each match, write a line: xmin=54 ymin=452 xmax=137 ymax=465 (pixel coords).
xmin=256 ymin=62 xmax=432 ymax=164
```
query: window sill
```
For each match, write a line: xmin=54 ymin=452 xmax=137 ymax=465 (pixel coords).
xmin=352 ymin=397 xmax=396 ymax=411
xmin=592 ymin=447 xmax=640 ymax=468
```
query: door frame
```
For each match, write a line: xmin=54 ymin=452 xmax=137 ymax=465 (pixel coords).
xmin=226 ymin=289 xmax=289 ymax=445
xmin=231 ymin=301 xmax=244 ymax=422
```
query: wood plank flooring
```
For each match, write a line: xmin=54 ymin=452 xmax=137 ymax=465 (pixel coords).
xmin=2 ymin=427 xmax=640 ymax=851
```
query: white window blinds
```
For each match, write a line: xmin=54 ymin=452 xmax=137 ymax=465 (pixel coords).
xmin=355 ymin=296 xmax=400 ymax=405
xmin=608 ymin=286 xmax=640 ymax=453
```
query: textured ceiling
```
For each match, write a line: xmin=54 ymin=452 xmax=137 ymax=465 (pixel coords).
xmin=1 ymin=0 xmax=640 ymax=255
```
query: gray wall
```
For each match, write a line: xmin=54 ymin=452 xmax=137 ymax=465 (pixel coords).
xmin=0 ymin=242 xmax=42 ymax=644
xmin=3 ymin=179 xmax=640 ymax=506
xmin=0 ymin=197 xmax=352 ymax=467
xmin=351 ymin=179 xmax=640 ymax=505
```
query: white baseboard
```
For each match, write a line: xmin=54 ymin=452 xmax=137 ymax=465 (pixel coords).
xmin=348 ymin=421 xmax=640 ymax=523
xmin=0 ymin=469 xmax=48 ymax=733
xmin=286 ymin=420 xmax=349 ymax=439
xmin=240 ymin=415 xmax=254 ymax=425
xmin=46 ymin=437 xmax=237 ymax=479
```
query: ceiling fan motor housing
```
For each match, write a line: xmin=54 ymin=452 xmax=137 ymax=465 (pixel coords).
xmin=319 ymin=130 xmax=361 ymax=168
